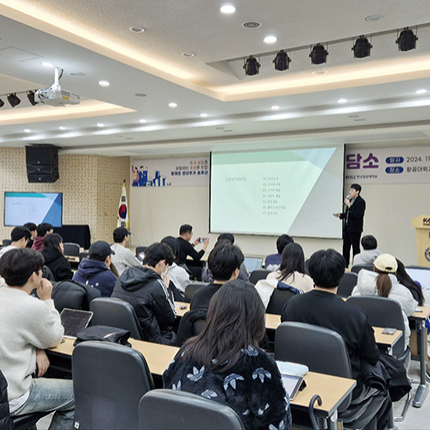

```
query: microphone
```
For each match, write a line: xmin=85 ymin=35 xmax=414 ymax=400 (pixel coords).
xmin=346 ymin=194 xmax=351 ymax=200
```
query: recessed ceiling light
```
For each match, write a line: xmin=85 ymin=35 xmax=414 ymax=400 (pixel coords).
xmin=130 ymin=26 xmax=145 ymax=33
xmin=271 ymin=105 xmax=280 ymax=110
xmin=264 ymin=35 xmax=277 ymax=44
xmin=135 ymin=93 xmax=147 ymax=97
xmin=216 ymin=127 xmax=225 ymax=130
xmin=200 ymin=113 xmax=208 ymax=118
xmin=365 ymin=15 xmax=383 ymax=22
xmin=312 ymin=70 xmax=327 ymax=75
xmin=416 ymin=89 xmax=427 ymax=95
xmin=58 ymin=126 xmax=66 ymax=130
xmin=24 ymin=129 xmax=31 ymax=133
xmin=182 ymin=52 xmax=195 ymax=57
xmin=99 ymin=80 xmax=110 ymax=87
xmin=41 ymin=62 xmax=54 ymax=68
xmin=242 ymin=21 xmax=261 ymax=29
xmin=220 ymin=4 xmax=236 ymax=14
xmin=169 ymin=102 xmax=177 ymax=108
xmin=338 ymin=98 xmax=348 ymax=104
xmin=139 ymin=119 xmax=147 ymax=123
xmin=97 ymin=123 xmax=104 ymax=127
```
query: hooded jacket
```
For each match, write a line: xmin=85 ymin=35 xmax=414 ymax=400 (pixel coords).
xmin=31 ymin=236 xmax=45 ymax=251
xmin=73 ymin=259 xmax=117 ymax=297
xmin=111 ymin=266 xmax=177 ymax=345
xmin=352 ymin=249 xmax=382 ymax=266
xmin=41 ymin=247 xmax=73 ymax=281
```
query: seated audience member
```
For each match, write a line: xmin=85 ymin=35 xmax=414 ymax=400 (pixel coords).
xmin=112 ymin=242 xmax=177 ymax=345
xmin=352 ymin=253 xmax=417 ymax=348
xmin=73 ymin=241 xmax=117 ymax=297
xmin=32 ymin=223 xmax=53 ymax=251
xmin=177 ymin=224 xmax=209 ymax=265
xmin=41 ymin=233 xmax=73 ymax=281
xmin=110 ymin=227 xmax=141 ymax=276
xmin=266 ymin=242 xmax=313 ymax=292
xmin=202 ymin=233 xmax=249 ymax=282
xmin=161 ymin=236 xmax=191 ymax=296
xmin=190 ymin=243 xmax=244 ymax=311
xmin=352 ymin=235 xmax=381 ymax=267
xmin=265 ymin=234 xmax=294 ymax=271
xmin=0 ymin=248 xmax=74 ymax=427
xmin=0 ymin=226 xmax=31 ymax=257
xmin=164 ymin=279 xmax=291 ymax=430
xmin=23 ymin=222 xmax=37 ymax=248
xmin=282 ymin=249 xmax=391 ymax=430
xmin=396 ymin=259 xmax=429 ymax=306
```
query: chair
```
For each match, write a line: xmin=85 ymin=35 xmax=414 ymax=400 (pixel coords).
xmin=79 ymin=251 xmax=89 ymax=262
xmin=336 ymin=271 xmax=358 ymax=298
xmin=266 ymin=288 xmax=297 ymax=315
xmin=63 ymin=242 xmax=80 ymax=257
xmin=138 ymin=389 xmax=245 ymax=430
xmin=73 ymin=341 xmax=154 ymax=430
xmin=89 ymin=297 xmax=143 ymax=340
xmin=52 ymin=280 xmax=101 ymax=313
xmin=351 ymin=264 xmax=373 ymax=274
xmin=2 ymin=239 xmax=11 ymax=246
xmin=174 ymin=309 xmax=207 ymax=346
xmin=184 ymin=282 xmax=208 ymax=303
xmin=249 ymin=269 xmax=272 ymax=285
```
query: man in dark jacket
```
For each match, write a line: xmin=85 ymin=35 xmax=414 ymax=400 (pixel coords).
xmin=73 ymin=241 xmax=117 ymax=297
xmin=112 ymin=242 xmax=177 ymax=345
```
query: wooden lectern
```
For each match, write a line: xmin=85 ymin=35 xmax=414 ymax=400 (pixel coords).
xmin=412 ymin=216 xmax=430 ymax=267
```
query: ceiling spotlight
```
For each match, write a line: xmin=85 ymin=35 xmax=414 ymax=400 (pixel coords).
xmin=310 ymin=44 xmax=328 ymax=65
xmin=352 ymin=35 xmax=372 ymax=58
xmin=27 ymin=91 xmax=38 ymax=106
xmin=220 ymin=4 xmax=236 ymax=14
xmin=416 ymin=89 xmax=427 ymax=95
xmin=168 ymin=102 xmax=177 ymax=108
xmin=396 ymin=28 xmax=418 ymax=51
xmin=59 ymin=126 xmax=66 ymax=130
xmin=273 ymin=50 xmax=291 ymax=71
xmin=271 ymin=105 xmax=280 ymax=111
xmin=338 ymin=98 xmax=348 ymax=104
xmin=244 ymin=56 xmax=260 ymax=76
xmin=139 ymin=119 xmax=147 ymax=123
xmin=200 ymin=113 xmax=208 ymax=118
xmin=98 ymin=80 xmax=110 ymax=87
xmin=7 ymin=93 xmax=21 ymax=108
xmin=97 ymin=123 xmax=104 ymax=128
xmin=0 ymin=98 xmax=4 ymax=108
xmin=264 ymin=35 xmax=277 ymax=44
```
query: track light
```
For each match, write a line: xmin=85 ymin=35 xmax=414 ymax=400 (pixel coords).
xmin=27 ymin=91 xmax=38 ymax=106
xmin=396 ymin=28 xmax=418 ymax=51
xmin=0 ymin=98 xmax=4 ymax=108
xmin=7 ymin=93 xmax=21 ymax=108
xmin=244 ymin=56 xmax=261 ymax=76
xmin=352 ymin=35 xmax=372 ymax=58
xmin=273 ymin=50 xmax=291 ymax=71
xmin=310 ymin=44 xmax=328 ymax=65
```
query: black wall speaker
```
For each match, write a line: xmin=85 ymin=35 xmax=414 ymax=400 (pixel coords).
xmin=26 ymin=145 xmax=59 ymax=183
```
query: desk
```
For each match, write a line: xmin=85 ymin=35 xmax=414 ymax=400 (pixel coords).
xmin=175 ymin=302 xmax=190 ymax=317
xmin=409 ymin=306 xmax=430 ymax=407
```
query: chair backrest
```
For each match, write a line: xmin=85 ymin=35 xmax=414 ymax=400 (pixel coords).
xmin=336 ymin=271 xmax=358 ymax=298
xmin=52 ymin=280 xmax=101 ymax=313
xmin=184 ymin=282 xmax=208 ymax=303
xmin=139 ymin=389 xmax=245 ymax=430
xmin=249 ymin=269 xmax=272 ymax=285
xmin=350 ymin=264 xmax=373 ymax=274
xmin=2 ymin=239 xmax=11 ymax=247
xmin=73 ymin=341 xmax=154 ymax=430
xmin=90 ymin=297 xmax=143 ymax=340
xmin=275 ymin=321 xmax=352 ymax=412
xmin=346 ymin=296 xmax=405 ymax=357
xmin=79 ymin=251 xmax=89 ymax=262
xmin=175 ymin=309 xmax=207 ymax=346
xmin=266 ymin=288 xmax=297 ymax=315
xmin=63 ymin=242 xmax=80 ymax=257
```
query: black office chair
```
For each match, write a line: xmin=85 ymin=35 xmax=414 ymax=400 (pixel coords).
xmin=138 ymin=389 xmax=245 ymax=430
xmin=175 ymin=309 xmax=207 ymax=346
xmin=79 ymin=251 xmax=89 ymax=262
xmin=2 ymin=239 xmax=11 ymax=247
xmin=52 ymin=280 xmax=101 ymax=313
xmin=73 ymin=341 xmax=154 ymax=430
xmin=90 ymin=297 xmax=143 ymax=340
xmin=249 ymin=269 xmax=272 ymax=285
xmin=63 ymin=242 xmax=80 ymax=257
xmin=184 ymin=282 xmax=208 ymax=303
xmin=336 ymin=271 xmax=358 ymax=298
xmin=266 ymin=288 xmax=297 ymax=315
xmin=351 ymin=264 xmax=373 ymax=274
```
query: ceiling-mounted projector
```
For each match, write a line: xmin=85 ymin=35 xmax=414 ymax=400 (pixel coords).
xmin=36 ymin=67 xmax=80 ymax=107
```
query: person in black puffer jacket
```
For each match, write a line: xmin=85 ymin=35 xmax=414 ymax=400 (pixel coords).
xmin=41 ymin=233 xmax=73 ymax=282
xmin=112 ymin=242 xmax=177 ymax=345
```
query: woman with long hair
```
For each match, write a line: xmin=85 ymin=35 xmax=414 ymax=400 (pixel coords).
xmin=163 ymin=279 xmax=291 ymax=430
xmin=267 ymin=242 xmax=313 ymax=292
xmin=395 ymin=259 xmax=427 ymax=306
xmin=41 ymin=233 xmax=73 ymax=281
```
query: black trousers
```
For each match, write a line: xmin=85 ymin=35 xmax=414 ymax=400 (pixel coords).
xmin=343 ymin=229 xmax=361 ymax=267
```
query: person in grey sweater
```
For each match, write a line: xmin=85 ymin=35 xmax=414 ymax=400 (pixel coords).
xmin=352 ymin=235 xmax=381 ymax=266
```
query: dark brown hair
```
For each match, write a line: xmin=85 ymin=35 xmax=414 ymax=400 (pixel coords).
xmin=374 ymin=268 xmax=393 ymax=297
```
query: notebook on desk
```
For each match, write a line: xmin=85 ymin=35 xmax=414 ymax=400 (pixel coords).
xmin=60 ymin=308 xmax=93 ymax=339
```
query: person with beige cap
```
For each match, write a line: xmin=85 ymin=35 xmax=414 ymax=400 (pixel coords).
xmin=352 ymin=253 xmax=418 ymax=349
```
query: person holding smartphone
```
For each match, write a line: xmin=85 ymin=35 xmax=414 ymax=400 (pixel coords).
xmin=177 ymin=224 xmax=209 ymax=266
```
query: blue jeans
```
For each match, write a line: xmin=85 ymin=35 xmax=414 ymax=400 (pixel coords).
xmin=11 ymin=378 xmax=75 ymax=430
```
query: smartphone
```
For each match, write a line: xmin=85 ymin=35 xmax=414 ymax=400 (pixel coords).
xmin=382 ymin=327 xmax=396 ymax=335
xmin=199 ymin=237 xmax=205 ymax=243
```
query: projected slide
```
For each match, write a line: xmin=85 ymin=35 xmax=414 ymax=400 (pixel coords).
xmin=210 ymin=147 xmax=344 ymax=238
xmin=4 ymin=192 xmax=63 ymax=227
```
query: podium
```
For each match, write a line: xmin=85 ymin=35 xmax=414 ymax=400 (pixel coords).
xmin=412 ymin=216 xmax=430 ymax=267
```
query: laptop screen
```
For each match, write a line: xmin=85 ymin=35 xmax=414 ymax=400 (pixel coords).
xmin=60 ymin=308 xmax=93 ymax=338
xmin=244 ymin=257 xmax=263 ymax=273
